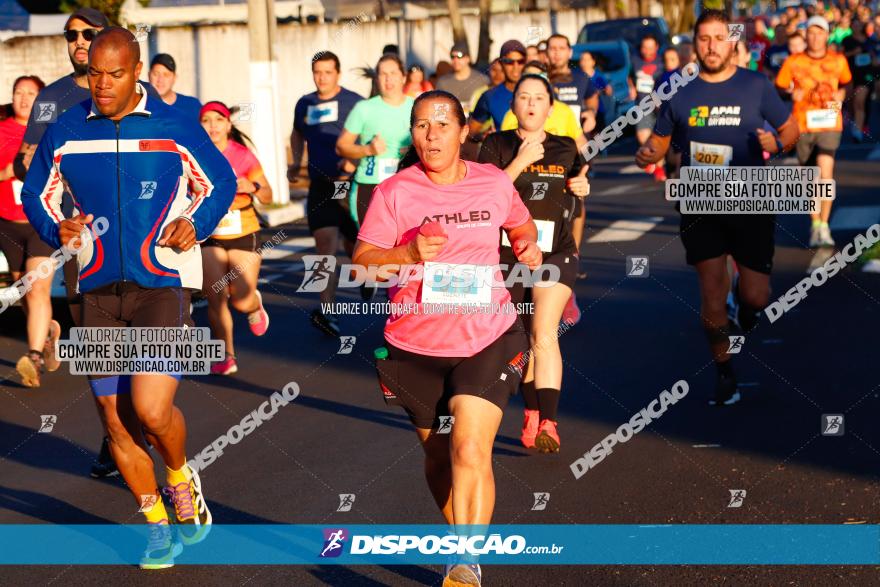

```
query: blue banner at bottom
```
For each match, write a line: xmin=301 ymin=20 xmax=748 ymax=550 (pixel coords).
xmin=1 ymin=524 xmax=877 ymax=565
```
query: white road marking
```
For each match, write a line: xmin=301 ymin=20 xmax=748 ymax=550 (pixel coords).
xmin=829 ymin=206 xmax=880 ymax=230
xmin=257 ymin=274 xmax=283 ymax=284
xmin=261 ymin=236 xmax=315 ymax=260
xmin=587 ymin=216 xmax=663 ymax=243
xmin=618 ymin=164 xmax=647 ymax=175
xmin=594 ymin=184 xmax=637 ymax=197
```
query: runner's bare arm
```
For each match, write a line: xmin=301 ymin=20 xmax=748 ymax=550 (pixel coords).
xmin=13 ymin=142 xmax=36 ymax=181
xmin=353 ymin=233 xmax=447 ymax=271
xmin=288 ymin=128 xmax=305 ymax=182
xmin=336 ymin=129 xmax=380 ymax=160
xmin=635 ymin=133 xmax=672 ymax=168
xmin=771 ymin=115 xmax=800 ymax=153
xmin=504 ymin=219 xmax=542 ymax=270
xmin=468 ymin=117 xmax=492 ymax=140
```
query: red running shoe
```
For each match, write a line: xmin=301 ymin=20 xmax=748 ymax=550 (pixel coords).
xmin=535 ymin=419 xmax=560 ymax=453
xmin=521 ymin=409 xmax=540 ymax=449
xmin=247 ymin=290 xmax=269 ymax=336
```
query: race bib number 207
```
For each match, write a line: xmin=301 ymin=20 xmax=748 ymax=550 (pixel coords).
xmin=690 ymin=141 xmax=733 ymax=167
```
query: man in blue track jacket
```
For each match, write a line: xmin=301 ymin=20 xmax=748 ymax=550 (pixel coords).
xmin=22 ymin=27 xmax=236 ymax=569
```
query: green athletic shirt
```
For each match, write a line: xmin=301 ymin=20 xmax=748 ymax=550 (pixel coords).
xmin=343 ymin=95 xmax=414 ymax=185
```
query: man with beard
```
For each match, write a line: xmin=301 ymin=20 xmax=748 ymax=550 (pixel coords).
xmin=636 ymin=9 xmax=800 ymax=407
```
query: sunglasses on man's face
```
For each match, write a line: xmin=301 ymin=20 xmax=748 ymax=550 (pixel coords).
xmin=501 ymin=58 xmax=525 ymax=66
xmin=450 ymin=51 xmax=466 ymax=59
xmin=64 ymin=28 xmax=99 ymax=43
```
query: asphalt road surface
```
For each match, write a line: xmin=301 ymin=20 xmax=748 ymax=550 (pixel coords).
xmin=1 ymin=149 xmax=878 ymax=585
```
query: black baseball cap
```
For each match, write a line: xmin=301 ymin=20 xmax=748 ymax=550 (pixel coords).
xmin=450 ymin=41 xmax=470 ymax=57
xmin=500 ymin=40 xmax=527 ymax=58
xmin=150 ymin=53 xmax=177 ymax=73
xmin=64 ymin=7 xmax=109 ymax=30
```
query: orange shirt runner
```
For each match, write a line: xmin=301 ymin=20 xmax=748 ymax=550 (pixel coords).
xmin=776 ymin=52 xmax=852 ymax=134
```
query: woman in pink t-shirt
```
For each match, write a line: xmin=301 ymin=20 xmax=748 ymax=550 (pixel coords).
xmin=0 ymin=75 xmax=62 ymax=388
xmin=354 ymin=90 xmax=541 ymax=585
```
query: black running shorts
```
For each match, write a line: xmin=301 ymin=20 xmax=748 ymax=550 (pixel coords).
xmin=307 ymin=176 xmax=359 ymax=241
xmin=0 ymin=218 xmax=54 ymax=272
xmin=679 ymin=213 xmax=775 ymax=274
xmin=377 ymin=320 xmax=528 ymax=429
xmin=202 ymin=232 xmax=262 ymax=252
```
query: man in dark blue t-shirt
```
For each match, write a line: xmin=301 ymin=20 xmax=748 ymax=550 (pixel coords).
xmin=148 ymin=53 xmax=202 ymax=121
xmin=290 ymin=50 xmax=362 ymax=336
xmin=636 ymin=9 xmax=799 ymax=407
xmin=546 ymin=34 xmax=599 ymax=131
xmin=468 ymin=40 xmax=526 ymax=135
xmin=630 ymin=33 xmax=666 ymax=181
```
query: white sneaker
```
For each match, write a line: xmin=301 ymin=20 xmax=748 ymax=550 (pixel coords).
xmin=808 ymin=225 xmax=822 ymax=248
xmin=818 ymin=224 xmax=835 ymax=247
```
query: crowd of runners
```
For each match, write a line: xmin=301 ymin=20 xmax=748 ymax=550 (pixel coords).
xmin=0 ymin=1 xmax=878 ymax=584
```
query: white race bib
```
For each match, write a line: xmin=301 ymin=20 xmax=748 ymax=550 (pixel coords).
xmin=636 ymin=73 xmax=654 ymax=94
xmin=690 ymin=141 xmax=733 ymax=167
xmin=501 ymin=219 xmax=555 ymax=253
xmin=568 ymin=104 xmax=582 ymax=121
xmin=806 ymin=108 xmax=838 ymax=131
xmin=377 ymin=158 xmax=400 ymax=182
xmin=421 ymin=262 xmax=493 ymax=306
xmin=855 ymin=53 xmax=871 ymax=67
xmin=12 ymin=180 xmax=22 ymax=206
xmin=212 ymin=209 xmax=242 ymax=236
xmin=306 ymin=101 xmax=339 ymax=125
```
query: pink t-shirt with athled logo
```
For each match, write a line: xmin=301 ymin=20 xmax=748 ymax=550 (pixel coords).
xmin=359 ymin=160 xmax=531 ymax=357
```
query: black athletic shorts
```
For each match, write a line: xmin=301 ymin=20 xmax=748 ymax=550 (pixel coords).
xmin=0 ymin=218 xmax=54 ymax=272
xmin=572 ymin=195 xmax=584 ymax=223
xmin=679 ymin=213 xmax=775 ymax=274
xmin=500 ymin=248 xmax=578 ymax=307
xmin=81 ymin=282 xmax=194 ymax=330
xmin=377 ymin=320 xmax=528 ymax=429
xmin=202 ymin=232 xmax=262 ymax=252
xmin=307 ymin=176 xmax=359 ymax=241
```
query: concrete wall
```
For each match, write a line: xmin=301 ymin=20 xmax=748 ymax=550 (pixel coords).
xmin=0 ymin=9 xmax=602 ymax=146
